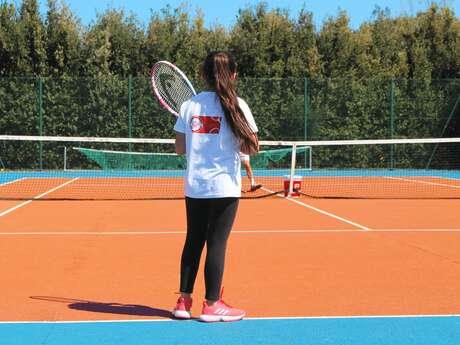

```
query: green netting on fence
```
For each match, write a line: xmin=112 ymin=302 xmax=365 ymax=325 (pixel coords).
xmin=1 ymin=77 xmax=459 ymax=168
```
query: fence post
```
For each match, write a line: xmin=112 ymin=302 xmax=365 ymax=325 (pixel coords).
xmin=390 ymin=78 xmax=395 ymax=170
xmin=37 ymin=76 xmax=43 ymax=170
xmin=304 ymin=77 xmax=309 ymax=168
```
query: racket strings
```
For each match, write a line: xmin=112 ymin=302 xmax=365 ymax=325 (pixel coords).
xmin=152 ymin=64 xmax=195 ymax=114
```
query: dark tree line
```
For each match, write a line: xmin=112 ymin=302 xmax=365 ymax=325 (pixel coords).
xmin=0 ymin=1 xmax=459 ymax=169
xmin=1 ymin=1 xmax=458 ymax=78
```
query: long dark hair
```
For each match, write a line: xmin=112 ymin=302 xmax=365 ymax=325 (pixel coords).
xmin=201 ymin=51 xmax=258 ymax=155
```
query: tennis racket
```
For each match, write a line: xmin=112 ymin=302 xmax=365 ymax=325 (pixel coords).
xmin=150 ymin=61 xmax=197 ymax=116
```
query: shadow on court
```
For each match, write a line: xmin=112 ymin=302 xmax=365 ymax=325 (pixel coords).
xmin=29 ymin=296 xmax=173 ymax=318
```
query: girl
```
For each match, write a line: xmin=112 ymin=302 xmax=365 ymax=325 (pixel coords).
xmin=172 ymin=51 xmax=258 ymax=322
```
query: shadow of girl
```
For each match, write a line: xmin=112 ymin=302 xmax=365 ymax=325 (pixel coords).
xmin=30 ymin=296 xmax=173 ymax=319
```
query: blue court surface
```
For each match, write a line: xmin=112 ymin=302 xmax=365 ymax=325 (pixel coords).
xmin=1 ymin=169 xmax=460 ymax=181
xmin=1 ymin=315 xmax=459 ymax=345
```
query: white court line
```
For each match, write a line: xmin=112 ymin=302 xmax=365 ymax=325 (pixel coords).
xmin=0 ymin=177 xmax=26 ymax=186
xmin=1 ymin=313 xmax=459 ymax=324
xmin=432 ymin=176 xmax=460 ymax=182
xmin=385 ymin=176 xmax=460 ymax=189
xmin=0 ymin=178 xmax=80 ymax=218
xmin=262 ymin=187 xmax=371 ymax=231
xmin=4 ymin=228 xmax=458 ymax=236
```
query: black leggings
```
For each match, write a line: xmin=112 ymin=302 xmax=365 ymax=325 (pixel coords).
xmin=180 ymin=197 xmax=239 ymax=301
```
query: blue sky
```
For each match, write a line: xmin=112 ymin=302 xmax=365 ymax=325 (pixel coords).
xmin=36 ymin=0 xmax=459 ymax=29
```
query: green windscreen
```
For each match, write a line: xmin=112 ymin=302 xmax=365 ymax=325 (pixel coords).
xmin=74 ymin=146 xmax=312 ymax=170
xmin=74 ymin=147 xmax=186 ymax=170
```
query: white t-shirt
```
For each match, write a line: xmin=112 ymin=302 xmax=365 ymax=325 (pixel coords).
xmin=239 ymin=153 xmax=250 ymax=162
xmin=174 ymin=91 xmax=258 ymax=198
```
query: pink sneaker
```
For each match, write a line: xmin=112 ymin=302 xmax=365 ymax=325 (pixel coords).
xmin=199 ymin=294 xmax=245 ymax=322
xmin=172 ymin=296 xmax=192 ymax=319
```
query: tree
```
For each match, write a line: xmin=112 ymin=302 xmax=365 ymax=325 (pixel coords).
xmin=230 ymin=3 xmax=302 ymax=77
xmin=289 ymin=8 xmax=321 ymax=77
xmin=45 ymin=0 xmax=82 ymax=75
xmin=317 ymin=10 xmax=357 ymax=78
xmin=18 ymin=0 xmax=46 ymax=74
xmin=82 ymin=8 xmax=145 ymax=76
xmin=415 ymin=4 xmax=459 ymax=78
xmin=0 ymin=1 xmax=20 ymax=75
xmin=358 ymin=7 xmax=410 ymax=78
xmin=145 ymin=5 xmax=191 ymax=74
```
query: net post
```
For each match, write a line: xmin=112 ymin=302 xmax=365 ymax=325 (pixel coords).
xmin=37 ymin=76 xmax=43 ymax=170
xmin=288 ymin=143 xmax=298 ymax=197
xmin=64 ymin=146 xmax=67 ymax=171
xmin=304 ymin=78 xmax=309 ymax=168
xmin=128 ymin=75 xmax=133 ymax=151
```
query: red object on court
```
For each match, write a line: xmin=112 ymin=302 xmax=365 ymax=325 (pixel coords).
xmin=283 ymin=176 xmax=302 ymax=197
xmin=190 ymin=116 xmax=222 ymax=134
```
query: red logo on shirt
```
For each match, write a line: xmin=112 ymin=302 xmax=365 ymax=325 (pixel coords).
xmin=190 ymin=116 xmax=221 ymax=134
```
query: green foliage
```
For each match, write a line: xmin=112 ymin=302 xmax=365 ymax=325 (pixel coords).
xmin=0 ymin=1 xmax=457 ymax=79
xmin=19 ymin=0 xmax=46 ymax=74
xmin=317 ymin=11 xmax=356 ymax=78
xmin=0 ymin=2 xmax=20 ymax=74
xmin=0 ymin=1 xmax=459 ymax=169
xmin=45 ymin=0 xmax=82 ymax=75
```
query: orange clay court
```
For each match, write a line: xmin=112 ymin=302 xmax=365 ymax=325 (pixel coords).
xmin=1 ymin=171 xmax=460 ymax=324
xmin=1 ymin=170 xmax=460 ymax=345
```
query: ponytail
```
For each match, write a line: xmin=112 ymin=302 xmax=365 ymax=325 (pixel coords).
xmin=202 ymin=51 xmax=258 ymax=155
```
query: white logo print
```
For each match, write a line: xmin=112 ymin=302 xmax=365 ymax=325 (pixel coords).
xmin=190 ymin=116 xmax=203 ymax=132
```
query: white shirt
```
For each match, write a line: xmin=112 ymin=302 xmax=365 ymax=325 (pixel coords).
xmin=174 ymin=91 xmax=258 ymax=198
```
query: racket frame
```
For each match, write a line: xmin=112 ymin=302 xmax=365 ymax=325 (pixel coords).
xmin=150 ymin=60 xmax=197 ymax=116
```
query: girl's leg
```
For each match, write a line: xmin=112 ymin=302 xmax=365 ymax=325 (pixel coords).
xmin=203 ymin=197 xmax=239 ymax=301
xmin=242 ymin=160 xmax=262 ymax=192
xmin=242 ymin=160 xmax=254 ymax=186
xmin=179 ymin=197 xmax=209 ymax=294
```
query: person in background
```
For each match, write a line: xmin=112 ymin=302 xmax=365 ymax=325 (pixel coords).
xmin=240 ymin=153 xmax=262 ymax=192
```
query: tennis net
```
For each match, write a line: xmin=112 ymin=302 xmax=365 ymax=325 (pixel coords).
xmin=0 ymin=135 xmax=459 ymax=200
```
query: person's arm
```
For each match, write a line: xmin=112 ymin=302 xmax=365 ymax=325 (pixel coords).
xmin=238 ymin=98 xmax=259 ymax=155
xmin=175 ymin=131 xmax=186 ymax=155
xmin=174 ymin=103 xmax=186 ymax=155
xmin=252 ymin=133 xmax=259 ymax=153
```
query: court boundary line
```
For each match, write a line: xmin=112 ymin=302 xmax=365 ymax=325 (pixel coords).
xmin=1 ymin=313 xmax=459 ymax=324
xmin=0 ymin=177 xmax=26 ymax=186
xmin=431 ymin=176 xmax=460 ymax=182
xmin=262 ymin=187 xmax=371 ymax=231
xmin=0 ymin=178 xmax=80 ymax=218
xmin=1 ymin=228 xmax=459 ymax=235
xmin=385 ymin=176 xmax=460 ymax=189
